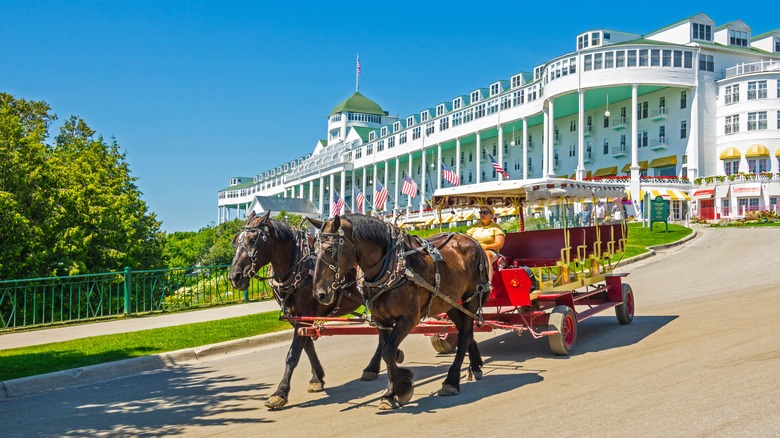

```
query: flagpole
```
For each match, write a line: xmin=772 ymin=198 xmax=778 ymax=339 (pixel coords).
xmin=355 ymin=53 xmax=360 ymax=92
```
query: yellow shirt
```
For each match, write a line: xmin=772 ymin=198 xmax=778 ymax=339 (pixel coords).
xmin=467 ymin=222 xmax=505 ymax=246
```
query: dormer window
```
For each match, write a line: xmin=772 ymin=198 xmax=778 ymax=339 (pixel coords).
xmin=490 ymin=83 xmax=500 ymax=96
xmin=591 ymin=32 xmax=600 ymax=46
xmin=436 ymin=104 xmax=446 ymax=116
xmin=511 ymin=75 xmax=523 ymax=88
xmin=775 ymin=37 xmax=780 ymax=52
xmin=381 ymin=127 xmax=388 ymax=136
xmin=453 ymin=97 xmax=462 ymax=110
xmin=421 ymin=111 xmax=429 ymax=122
xmin=406 ymin=116 xmax=415 ymax=126
xmin=369 ymin=131 xmax=376 ymax=141
xmin=393 ymin=121 xmax=401 ymax=131
xmin=729 ymin=29 xmax=748 ymax=47
xmin=692 ymin=22 xmax=712 ymax=41
xmin=284 ymin=163 xmax=289 ymax=172
xmin=470 ymin=90 xmax=480 ymax=104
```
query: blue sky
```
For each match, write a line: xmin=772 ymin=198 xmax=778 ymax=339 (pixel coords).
xmin=2 ymin=1 xmax=776 ymax=231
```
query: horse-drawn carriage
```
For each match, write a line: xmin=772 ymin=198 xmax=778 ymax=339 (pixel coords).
xmin=232 ymin=178 xmax=634 ymax=410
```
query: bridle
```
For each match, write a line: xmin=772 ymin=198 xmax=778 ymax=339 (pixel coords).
xmin=315 ymin=227 xmax=356 ymax=297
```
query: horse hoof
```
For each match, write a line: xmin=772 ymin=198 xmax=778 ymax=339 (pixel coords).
xmin=308 ymin=382 xmax=325 ymax=393
xmin=396 ymin=349 xmax=405 ymax=363
xmin=396 ymin=386 xmax=414 ymax=406
xmin=378 ymin=398 xmax=395 ymax=410
xmin=473 ymin=370 xmax=483 ymax=381
xmin=361 ymin=371 xmax=379 ymax=381
xmin=438 ymin=384 xmax=460 ymax=396
xmin=265 ymin=395 xmax=288 ymax=410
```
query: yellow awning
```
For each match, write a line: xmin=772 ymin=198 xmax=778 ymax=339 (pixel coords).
xmin=593 ymin=166 xmax=618 ymax=177
xmin=649 ymin=155 xmax=678 ymax=168
xmin=719 ymin=147 xmax=741 ymax=160
xmin=776 ymin=147 xmax=780 ymax=157
xmin=556 ymin=174 xmax=569 ymax=179
xmin=745 ymin=144 xmax=769 ymax=158
xmin=646 ymin=189 xmax=690 ymax=201
xmin=621 ymin=161 xmax=648 ymax=173
xmin=423 ymin=217 xmax=436 ymax=226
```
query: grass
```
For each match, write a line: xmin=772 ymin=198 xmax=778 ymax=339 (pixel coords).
xmin=0 ymin=221 xmax=693 ymax=382
xmin=0 ymin=311 xmax=289 ymax=381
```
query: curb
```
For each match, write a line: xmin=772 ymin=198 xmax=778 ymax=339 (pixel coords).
xmin=0 ymin=329 xmax=294 ymax=400
xmin=618 ymin=228 xmax=698 ymax=267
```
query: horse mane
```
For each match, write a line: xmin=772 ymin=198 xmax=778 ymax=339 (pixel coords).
xmin=269 ymin=218 xmax=297 ymax=243
xmin=343 ymin=214 xmax=393 ymax=248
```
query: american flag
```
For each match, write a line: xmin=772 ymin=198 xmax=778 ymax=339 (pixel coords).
xmin=440 ymin=161 xmax=460 ymax=186
xmin=331 ymin=190 xmax=344 ymax=217
xmin=374 ymin=181 xmax=389 ymax=211
xmin=353 ymin=187 xmax=365 ymax=213
xmin=357 ymin=56 xmax=361 ymax=77
xmin=401 ymin=170 xmax=418 ymax=198
xmin=488 ymin=152 xmax=510 ymax=179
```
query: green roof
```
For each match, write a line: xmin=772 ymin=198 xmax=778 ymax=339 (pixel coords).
xmin=351 ymin=126 xmax=374 ymax=142
xmin=329 ymin=92 xmax=385 ymax=116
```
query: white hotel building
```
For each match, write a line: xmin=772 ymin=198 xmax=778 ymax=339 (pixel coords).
xmin=218 ymin=13 xmax=780 ymax=223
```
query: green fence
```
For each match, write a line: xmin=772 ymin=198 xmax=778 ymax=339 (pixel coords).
xmin=0 ymin=265 xmax=273 ymax=331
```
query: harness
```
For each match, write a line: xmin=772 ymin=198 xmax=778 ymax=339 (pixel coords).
xmin=316 ymin=223 xmax=492 ymax=328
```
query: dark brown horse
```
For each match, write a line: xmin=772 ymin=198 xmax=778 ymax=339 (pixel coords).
xmin=230 ymin=211 xmax=390 ymax=409
xmin=309 ymin=213 xmax=491 ymax=410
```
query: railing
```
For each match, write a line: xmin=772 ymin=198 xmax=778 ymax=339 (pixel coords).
xmin=0 ymin=265 xmax=273 ymax=331
xmin=724 ymin=60 xmax=780 ymax=79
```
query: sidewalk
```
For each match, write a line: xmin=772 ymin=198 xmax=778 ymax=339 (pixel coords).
xmin=0 ymin=299 xmax=282 ymax=350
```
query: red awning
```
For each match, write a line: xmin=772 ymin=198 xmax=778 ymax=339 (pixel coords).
xmin=692 ymin=188 xmax=714 ymax=199
xmin=732 ymin=184 xmax=761 ymax=197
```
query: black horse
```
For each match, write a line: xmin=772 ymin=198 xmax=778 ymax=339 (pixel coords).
xmin=310 ymin=214 xmax=491 ymax=410
xmin=230 ymin=211 xmax=395 ymax=409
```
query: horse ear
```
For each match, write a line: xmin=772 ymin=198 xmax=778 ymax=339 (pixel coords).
xmin=332 ymin=215 xmax=341 ymax=230
xmin=247 ymin=210 xmax=256 ymax=221
xmin=307 ymin=217 xmax=323 ymax=229
xmin=260 ymin=211 xmax=271 ymax=222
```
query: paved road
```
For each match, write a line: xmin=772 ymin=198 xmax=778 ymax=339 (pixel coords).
xmin=2 ymin=227 xmax=778 ymax=437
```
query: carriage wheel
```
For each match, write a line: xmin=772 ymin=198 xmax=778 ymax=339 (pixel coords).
xmin=548 ymin=305 xmax=577 ymax=356
xmin=430 ymin=332 xmax=458 ymax=354
xmin=615 ymin=283 xmax=635 ymax=325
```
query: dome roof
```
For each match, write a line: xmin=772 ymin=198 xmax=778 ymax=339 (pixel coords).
xmin=329 ymin=92 xmax=384 ymax=116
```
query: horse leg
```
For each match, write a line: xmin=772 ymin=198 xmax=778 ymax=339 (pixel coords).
xmin=301 ymin=335 xmax=326 ymax=392
xmin=361 ymin=335 xmax=405 ymax=381
xmin=466 ymin=333 xmax=484 ymax=380
xmin=265 ymin=329 xmax=309 ymax=409
xmin=439 ymin=310 xmax=476 ymax=396
xmin=378 ymin=318 xmax=415 ymax=410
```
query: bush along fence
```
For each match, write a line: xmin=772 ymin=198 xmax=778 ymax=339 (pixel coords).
xmin=0 ymin=265 xmax=273 ymax=331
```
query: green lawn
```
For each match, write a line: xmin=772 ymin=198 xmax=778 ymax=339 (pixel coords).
xmin=0 ymin=221 xmax=693 ymax=381
xmin=0 ymin=312 xmax=289 ymax=381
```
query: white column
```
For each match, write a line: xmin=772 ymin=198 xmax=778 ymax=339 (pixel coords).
xmin=361 ymin=167 xmax=367 ymax=213
xmin=318 ymin=176 xmax=324 ymax=219
xmin=373 ymin=163 xmax=378 ymax=214
xmin=328 ymin=173 xmax=335 ymax=216
xmin=630 ymin=83 xmax=641 ymax=218
xmin=542 ymin=108 xmax=549 ymax=176
xmin=476 ymin=131 xmax=482 ymax=184
xmin=350 ymin=172 xmax=355 ymax=212
xmin=420 ymin=146 xmax=427 ymax=212
xmin=383 ymin=161 xmax=389 ymax=213
xmin=394 ymin=157 xmax=400 ymax=214
xmin=455 ymin=137 xmax=461 ymax=179
xmin=522 ymin=118 xmax=528 ymax=179
xmin=497 ymin=124 xmax=505 ymax=180
xmin=407 ymin=153 xmax=413 ymax=214
xmin=547 ymin=98 xmax=556 ymax=177
xmin=340 ymin=170 xmax=346 ymax=214
xmin=309 ymin=180 xmax=314 ymax=203
xmin=577 ymin=90 xmax=586 ymax=180
xmin=436 ymin=143 xmax=442 ymax=189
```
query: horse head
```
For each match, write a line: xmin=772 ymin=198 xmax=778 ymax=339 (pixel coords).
xmin=309 ymin=215 xmax=359 ymax=305
xmin=230 ymin=210 xmax=274 ymax=290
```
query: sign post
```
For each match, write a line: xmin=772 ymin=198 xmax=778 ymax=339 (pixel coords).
xmin=649 ymin=196 xmax=669 ymax=232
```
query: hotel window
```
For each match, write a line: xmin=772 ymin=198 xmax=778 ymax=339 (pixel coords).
xmin=377 ymin=140 xmax=384 ymax=152
xmin=604 ymin=115 xmax=610 ymax=128
xmin=616 ymin=50 xmax=625 ymax=67
xmin=603 ymin=139 xmax=609 ymax=154
xmin=570 ymin=120 xmax=576 ymax=132
xmin=639 ymin=49 xmax=649 ymax=66
xmin=393 ymin=121 xmax=401 ymax=131
xmin=748 ymin=158 xmax=768 ymax=173
xmin=500 ymin=95 xmax=511 ymax=110
xmin=381 ymin=127 xmax=387 ymax=137
xmin=651 ymin=49 xmax=660 ymax=66
xmin=680 ymin=90 xmax=687 ymax=109
xmin=514 ymin=158 xmax=521 ymax=170
xmin=659 ymin=96 xmax=666 ymax=113
xmin=747 ymin=112 xmax=767 ymax=130
xmin=578 ymin=34 xmax=588 ymax=50
xmin=439 ymin=116 xmax=449 ymax=131
xmin=594 ymin=53 xmax=602 ymax=69
xmin=513 ymin=90 xmax=524 ymax=106
xmin=470 ymin=91 xmax=480 ymax=104
xmin=637 ymin=101 xmax=648 ymax=120
xmin=729 ymin=30 xmax=748 ymax=47
xmin=412 ymin=127 xmax=421 ymax=139
xmin=490 ymin=83 xmax=500 ymax=96
xmin=725 ymin=115 xmax=739 ymax=134
xmin=453 ymin=97 xmax=462 ymax=110
xmin=369 ymin=132 xmax=375 ymax=141
xmin=487 ymin=99 xmax=498 ymax=115
xmin=699 ymin=54 xmax=714 ymax=72
xmin=605 ymin=51 xmax=614 ymax=68
xmin=469 ymin=150 xmax=473 ymax=162
xmin=366 ymin=144 xmax=373 ymax=154
xmin=692 ymin=23 xmax=712 ymax=41
xmin=662 ymin=50 xmax=672 ymax=67
xmin=399 ymin=132 xmax=407 ymax=144
xmin=569 ymin=57 xmax=576 ymax=74
xmin=463 ymin=108 xmax=474 ymax=123
xmin=420 ymin=111 xmax=429 ymax=122
xmin=584 ymin=54 xmax=592 ymax=71
xmin=511 ymin=75 xmax=523 ymax=88
xmin=436 ymin=105 xmax=445 ymax=116
xmin=620 ymin=134 xmax=626 ymax=147
xmin=673 ymin=50 xmax=682 ymax=67
xmin=468 ymin=170 xmax=473 ymax=183
xmin=637 ymin=130 xmax=648 ymax=147
xmin=684 ymin=51 xmax=693 ymax=68
xmin=591 ymin=32 xmax=600 ymax=46
xmin=747 ymin=81 xmax=767 ymax=99
xmin=725 ymin=85 xmax=739 ymax=104
xmin=425 ymin=122 xmax=435 ymax=136
xmin=493 ymin=143 xmax=498 ymax=156
xmin=659 ymin=125 xmax=666 ymax=143
xmin=627 ymin=50 xmax=637 ymax=67
xmin=388 ymin=136 xmax=395 ymax=148
xmin=680 ymin=120 xmax=687 ymax=139
xmin=452 ymin=112 xmax=462 ymax=126
xmin=406 ymin=116 xmax=415 ymax=126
